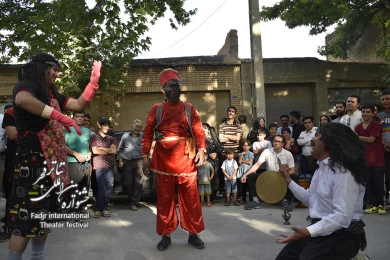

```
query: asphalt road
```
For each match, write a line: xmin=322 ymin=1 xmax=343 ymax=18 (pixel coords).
xmin=0 ymin=196 xmax=389 ymax=260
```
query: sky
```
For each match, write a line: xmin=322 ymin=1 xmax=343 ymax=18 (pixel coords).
xmin=135 ymin=0 xmax=334 ymax=60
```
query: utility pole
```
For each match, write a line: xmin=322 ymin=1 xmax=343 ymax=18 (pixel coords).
xmin=249 ymin=0 xmax=266 ymax=120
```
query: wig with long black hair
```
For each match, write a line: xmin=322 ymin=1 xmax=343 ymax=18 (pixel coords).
xmin=17 ymin=53 xmax=61 ymax=105
xmin=319 ymin=123 xmax=369 ymax=186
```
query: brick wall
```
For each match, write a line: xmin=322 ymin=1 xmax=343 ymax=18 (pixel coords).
xmin=120 ymin=62 xmax=243 ymax=113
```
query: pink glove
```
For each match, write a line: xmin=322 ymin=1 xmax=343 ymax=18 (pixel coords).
xmin=50 ymin=109 xmax=82 ymax=135
xmin=82 ymin=60 xmax=102 ymax=101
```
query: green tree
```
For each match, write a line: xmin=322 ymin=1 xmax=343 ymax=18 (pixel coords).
xmin=260 ymin=0 xmax=390 ymax=83
xmin=0 ymin=0 xmax=196 ymax=96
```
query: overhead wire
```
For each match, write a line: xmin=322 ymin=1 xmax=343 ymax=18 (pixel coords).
xmin=150 ymin=0 xmax=229 ymax=58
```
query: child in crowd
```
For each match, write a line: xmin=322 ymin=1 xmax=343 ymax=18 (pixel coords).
xmin=197 ymin=154 xmax=214 ymax=207
xmin=266 ymin=124 xmax=278 ymax=144
xmin=221 ymin=149 xmax=239 ymax=206
xmin=252 ymin=129 xmax=272 ymax=165
xmin=237 ymin=140 xmax=254 ymax=204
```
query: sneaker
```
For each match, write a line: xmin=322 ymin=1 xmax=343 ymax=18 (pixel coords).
xmin=157 ymin=235 xmax=171 ymax=251
xmin=93 ymin=211 xmax=101 ymax=218
xmin=244 ymin=201 xmax=261 ymax=210
xmin=378 ymin=205 xmax=387 ymax=215
xmin=224 ymin=201 xmax=230 ymax=206
xmin=364 ymin=206 xmax=378 ymax=214
xmin=130 ymin=204 xmax=138 ymax=211
xmin=234 ymin=201 xmax=240 ymax=206
xmin=103 ymin=210 xmax=111 ymax=217
xmin=188 ymin=234 xmax=205 ymax=249
xmin=206 ymin=202 xmax=212 ymax=207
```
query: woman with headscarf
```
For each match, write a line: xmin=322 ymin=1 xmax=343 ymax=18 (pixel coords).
xmin=248 ymin=117 xmax=269 ymax=145
xmin=202 ymin=123 xmax=223 ymax=201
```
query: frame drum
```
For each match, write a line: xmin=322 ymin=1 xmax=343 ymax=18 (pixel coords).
xmin=256 ymin=171 xmax=287 ymax=203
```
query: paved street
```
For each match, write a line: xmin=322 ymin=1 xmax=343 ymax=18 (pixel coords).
xmin=0 ymin=197 xmax=389 ymax=260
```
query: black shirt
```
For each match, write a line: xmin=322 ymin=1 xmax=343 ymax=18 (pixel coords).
xmin=292 ymin=122 xmax=306 ymax=153
xmin=13 ymin=80 xmax=69 ymax=151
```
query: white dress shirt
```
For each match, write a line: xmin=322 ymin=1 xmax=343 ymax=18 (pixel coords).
xmin=340 ymin=110 xmax=362 ymax=131
xmin=288 ymin=157 xmax=364 ymax=237
xmin=297 ymin=127 xmax=318 ymax=156
xmin=258 ymin=148 xmax=295 ymax=171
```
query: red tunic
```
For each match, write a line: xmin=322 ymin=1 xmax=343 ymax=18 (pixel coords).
xmin=142 ymin=101 xmax=206 ymax=175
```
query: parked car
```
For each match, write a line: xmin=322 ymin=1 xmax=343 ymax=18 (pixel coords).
xmin=112 ymin=131 xmax=156 ymax=197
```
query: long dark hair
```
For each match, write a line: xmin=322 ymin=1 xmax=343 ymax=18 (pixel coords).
xmin=202 ymin=122 xmax=222 ymax=154
xmin=319 ymin=123 xmax=368 ymax=186
xmin=17 ymin=53 xmax=61 ymax=105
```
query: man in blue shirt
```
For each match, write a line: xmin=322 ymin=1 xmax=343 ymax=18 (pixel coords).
xmin=118 ymin=119 xmax=144 ymax=211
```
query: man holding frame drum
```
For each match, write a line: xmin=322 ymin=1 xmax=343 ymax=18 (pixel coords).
xmin=241 ymin=135 xmax=296 ymax=210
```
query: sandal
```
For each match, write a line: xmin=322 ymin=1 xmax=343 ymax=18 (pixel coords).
xmin=93 ymin=211 xmax=101 ymax=218
xmin=103 ymin=210 xmax=111 ymax=217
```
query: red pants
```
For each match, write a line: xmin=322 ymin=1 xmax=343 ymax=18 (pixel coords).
xmin=156 ymin=173 xmax=205 ymax=235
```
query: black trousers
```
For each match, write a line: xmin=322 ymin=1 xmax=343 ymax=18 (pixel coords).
xmin=366 ymin=167 xmax=386 ymax=206
xmin=275 ymin=231 xmax=360 ymax=260
xmin=241 ymin=181 xmax=252 ymax=202
xmin=384 ymin=153 xmax=390 ymax=200
xmin=122 ymin=159 xmax=144 ymax=204
xmin=68 ymin=162 xmax=91 ymax=211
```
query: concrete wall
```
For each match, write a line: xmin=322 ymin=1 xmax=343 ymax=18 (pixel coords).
xmin=241 ymin=58 xmax=385 ymax=123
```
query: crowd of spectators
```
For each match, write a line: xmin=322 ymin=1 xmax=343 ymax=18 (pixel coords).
xmin=1 ymin=91 xmax=390 ymax=245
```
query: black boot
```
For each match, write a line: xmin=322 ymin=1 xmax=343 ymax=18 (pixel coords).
xmin=157 ymin=235 xmax=171 ymax=251
xmin=188 ymin=234 xmax=205 ymax=249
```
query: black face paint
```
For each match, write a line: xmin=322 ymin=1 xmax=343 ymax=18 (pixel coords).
xmin=164 ymin=82 xmax=181 ymax=102
xmin=164 ymin=88 xmax=181 ymax=102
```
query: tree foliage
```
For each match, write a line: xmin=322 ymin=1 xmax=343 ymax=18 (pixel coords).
xmin=0 ymin=0 xmax=196 ymax=96
xmin=260 ymin=0 xmax=390 ymax=84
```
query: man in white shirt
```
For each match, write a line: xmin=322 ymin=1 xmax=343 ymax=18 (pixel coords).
xmin=340 ymin=95 xmax=362 ymax=130
xmin=241 ymin=135 xmax=296 ymax=210
xmin=297 ymin=116 xmax=317 ymax=177
xmin=275 ymin=123 xmax=367 ymax=260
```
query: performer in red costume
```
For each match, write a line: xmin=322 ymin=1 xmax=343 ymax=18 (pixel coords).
xmin=142 ymin=68 xmax=207 ymax=251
